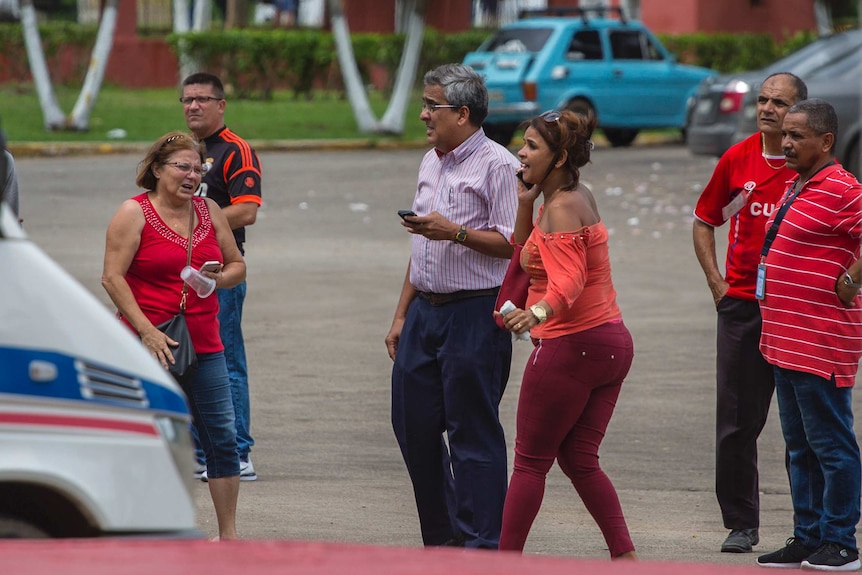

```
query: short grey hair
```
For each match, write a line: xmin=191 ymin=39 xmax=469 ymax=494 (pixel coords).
xmin=788 ymin=98 xmax=838 ymax=149
xmin=424 ymin=63 xmax=489 ymax=126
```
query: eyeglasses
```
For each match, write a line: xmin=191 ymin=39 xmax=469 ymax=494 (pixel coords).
xmin=179 ymin=95 xmax=223 ymax=106
xmin=422 ymin=102 xmax=459 ymax=112
xmin=165 ymin=161 xmax=203 ymax=176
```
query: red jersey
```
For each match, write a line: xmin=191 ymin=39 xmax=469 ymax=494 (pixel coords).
xmin=693 ymin=132 xmax=795 ymax=300
xmin=123 ymin=193 xmax=224 ymax=353
xmin=759 ymin=164 xmax=862 ymax=388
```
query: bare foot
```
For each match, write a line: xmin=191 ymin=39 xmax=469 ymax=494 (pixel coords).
xmin=613 ymin=551 xmax=638 ymax=561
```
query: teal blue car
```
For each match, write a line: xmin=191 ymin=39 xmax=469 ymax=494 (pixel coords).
xmin=463 ymin=7 xmax=716 ymax=147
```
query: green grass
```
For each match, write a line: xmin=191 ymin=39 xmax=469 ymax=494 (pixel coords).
xmin=0 ymin=84 xmax=430 ymax=143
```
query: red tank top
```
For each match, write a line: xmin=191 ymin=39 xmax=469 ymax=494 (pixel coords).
xmin=122 ymin=193 xmax=224 ymax=353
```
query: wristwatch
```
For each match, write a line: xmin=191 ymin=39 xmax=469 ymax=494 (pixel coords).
xmin=529 ymin=304 xmax=548 ymax=324
xmin=454 ymin=225 xmax=468 ymax=243
xmin=844 ymin=273 xmax=862 ymax=289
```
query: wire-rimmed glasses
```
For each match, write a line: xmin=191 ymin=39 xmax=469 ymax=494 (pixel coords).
xmin=165 ymin=161 xmax=203 ymax=176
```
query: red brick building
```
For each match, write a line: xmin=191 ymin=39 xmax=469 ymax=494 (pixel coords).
xmin=92 ymin=0 xmax=824 ymax=88
xmin=343 ymin=0 xmax=817 ymax=39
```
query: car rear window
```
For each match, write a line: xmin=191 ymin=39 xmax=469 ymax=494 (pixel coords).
xmin=765 ymin=30 xmax=862 ymax=76
xmin=481 ymin=28 xmax=554 ymax=53
xmin=807 ymin=48 xmax=862 ymax=79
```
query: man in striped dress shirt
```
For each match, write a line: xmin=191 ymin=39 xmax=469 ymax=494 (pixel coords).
xmin=385 ymin=63 xmax=519 ymax=549
xmin=757 ymin=98 xmax=862 ymax=571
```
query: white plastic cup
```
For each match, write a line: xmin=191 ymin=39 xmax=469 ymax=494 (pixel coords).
xmin=180 ymin=266 xmax=216 ymax=298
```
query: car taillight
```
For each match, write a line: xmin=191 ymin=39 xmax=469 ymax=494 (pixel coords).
xmin=718 ymin=80 xmax=751 ymax=114
xmin=718 ymin=92 xmax=744 ymax=113
xmin=522 ymin=82 xmax=537 ymax=102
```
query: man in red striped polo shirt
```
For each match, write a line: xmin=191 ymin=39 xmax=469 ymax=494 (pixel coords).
xmin=757 ymin=98 xmax=862 ymax=571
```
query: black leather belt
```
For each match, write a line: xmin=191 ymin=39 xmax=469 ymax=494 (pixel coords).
xmin=417 ymin=288 xmax=499 ymax=306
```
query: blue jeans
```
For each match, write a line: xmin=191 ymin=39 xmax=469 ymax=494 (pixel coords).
xmin=193 ymin=282 xmax=253 ymax=464
xmin=774 ymin=366 xmax=860 ymax=550
xmin=186 ymin=352 xmax=240 ymax=479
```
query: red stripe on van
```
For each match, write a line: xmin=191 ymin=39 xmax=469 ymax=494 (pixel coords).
xmin=0 ymin=413 xmax=159 ymax=436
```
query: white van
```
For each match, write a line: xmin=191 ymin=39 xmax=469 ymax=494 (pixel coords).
xmin=0 ymin=195 xmax=198 ymax=538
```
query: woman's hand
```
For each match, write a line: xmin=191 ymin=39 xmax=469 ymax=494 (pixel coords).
xmin=201 ymin=268 xmax=224 ymax=288
xmin=493 ymin=306 xmax=538 ymax=337
xmin=517 ymin=170 xmax=541 ymax=205
xmin=140 ymin=325 xmax=178 ymax=370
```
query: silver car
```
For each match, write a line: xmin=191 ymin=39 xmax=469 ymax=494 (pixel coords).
xmin=686 ymin=29 xmax=862 ymax=167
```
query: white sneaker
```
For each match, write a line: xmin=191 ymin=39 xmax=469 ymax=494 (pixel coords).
xmin=240 ymin=458 xmax=257 ymax=481
xmin=193 ymin=462 xmax=206 ymax=480
xmin=200 ymin=458 xmax=257 ymax=482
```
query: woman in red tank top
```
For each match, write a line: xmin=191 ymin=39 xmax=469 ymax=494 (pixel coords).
xmin=102 ymin=131 xmax=246 ymax=540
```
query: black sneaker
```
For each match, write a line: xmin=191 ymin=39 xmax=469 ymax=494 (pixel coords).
xmin=801 ymin=542 xmax=861 ymax=571
xmin=758 ymin=537 xmax=815 ymax=568
xmin=723 ymin=528 xmax=760 ymax=553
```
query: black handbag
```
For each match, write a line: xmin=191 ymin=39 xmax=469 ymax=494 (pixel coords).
xmin=157 ymin=203 xmax=198 ymax=385
xmin=156 ymin=310 xmax=197 ymax=384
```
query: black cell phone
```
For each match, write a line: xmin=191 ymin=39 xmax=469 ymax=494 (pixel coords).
xmin=398 ymin=209 xmax=417 ymax=220
xmin=516 ymin=170 xmax=534 ymax=190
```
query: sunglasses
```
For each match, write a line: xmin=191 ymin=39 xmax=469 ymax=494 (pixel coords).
xmin=539 ymin=110 xmax=594 ymax=153
xmin=541 ymin=110 xmax=562 ymax=124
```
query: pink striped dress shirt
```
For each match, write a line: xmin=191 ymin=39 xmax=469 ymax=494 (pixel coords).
xmin=759 ymin=164 xmax=862 ymax=387
xmin=409 ymin=128 xmax=520 ymax=293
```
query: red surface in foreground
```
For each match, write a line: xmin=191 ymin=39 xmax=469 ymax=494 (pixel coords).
xmin=2 ymin=539 xmax=767 ymax=574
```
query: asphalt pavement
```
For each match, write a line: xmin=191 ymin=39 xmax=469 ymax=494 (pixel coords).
xmin=14 ymin=139 xmax=862 ymax=568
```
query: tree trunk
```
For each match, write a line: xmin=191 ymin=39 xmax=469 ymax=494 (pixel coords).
xmin=192 ymin=0 xmax=212 ymax=30
xmin=813 ymin=0 xmax=833 ymax=35
xmin=20 ymin=0 xmax=65 ymax=130
xmin=379 ymin=0 xmax=426 ymax=134
xmin=328 ymin=0 xmax=378 ymax=132
xmin=225 ymin=0 xmax=250 ymax=28
xmin=69 ymin=0 xmax=118 ymax=130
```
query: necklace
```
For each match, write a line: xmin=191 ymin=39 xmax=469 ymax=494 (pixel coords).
xmin=761 ymin=133 xmax=786 ymax=170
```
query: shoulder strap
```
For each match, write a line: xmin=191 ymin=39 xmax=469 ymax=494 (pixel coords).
xmin=180 ymin=202 xmax=194 ymax=311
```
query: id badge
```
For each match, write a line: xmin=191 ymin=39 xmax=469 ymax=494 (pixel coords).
xmin=721 ymin=182 xmax=756 ymax=221
xmin=755 ymin=263 xmax=766 ymax=300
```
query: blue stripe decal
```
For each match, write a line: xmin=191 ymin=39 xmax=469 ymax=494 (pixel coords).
xmin=0 ymin=347 xmax=189 ymax=416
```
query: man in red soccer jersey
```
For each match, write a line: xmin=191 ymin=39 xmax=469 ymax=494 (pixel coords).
xmin=693 ymin=73 xmax=807 ymax=554
xmin=756 ymin=98 xmax=862 ymax=571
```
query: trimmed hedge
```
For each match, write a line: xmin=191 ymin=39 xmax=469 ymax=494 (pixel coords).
xmin=0 ymin=23 xmax=820 ymax=97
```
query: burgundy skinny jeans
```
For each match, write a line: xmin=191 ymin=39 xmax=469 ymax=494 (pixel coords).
xmin=499 ymin=320 xmax=635 ymax=556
